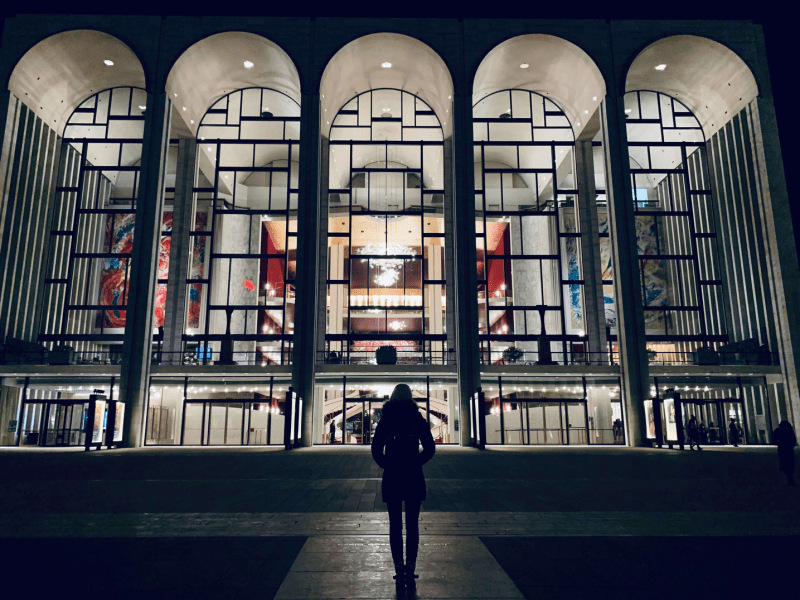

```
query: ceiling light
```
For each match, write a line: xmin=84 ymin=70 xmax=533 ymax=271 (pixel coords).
xmin=520 ymin=63 xmax=529 ymax=69
xmin=104 ymin=59 xmax=114 ymax=66
xmin=577 ymin=122 xmax=581 ymax=126
xmin=138 ymin=105 xmax=146 ymax=110
xmin=174 ymin=93 xmax=177 ymax=97
xmin=182 ymin=107 xmax=186 ymax=111
xmin=655 ymin=64 xmax=667 ymax=71
xmin=383 ymin=108 xmax=390 ymax=111
xmin=208 ymin=147 xmax=212 ymax=151
xmin=381 ymin=62 xmax=392 ymax=68
xmin=625 ymin=109 xmax=632 ymax=113
xmin=243 ymin=60 xmax=254 ymax=69
xmin=592 ymin=96 xmax=597 ymax=101
xmin=190 ymin=120 xmax=194 ymax=124
xmin=584 ymin=110 xmax=589 ymax=114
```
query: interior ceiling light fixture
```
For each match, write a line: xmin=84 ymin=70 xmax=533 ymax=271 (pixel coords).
xmin=138 ymin=105 xmax=146 ymax=110
xmin=655 ymin=64 xmax=667 ymax=71
xmin=389 ymin=320 xmax=405 ymax=331
xmin=520 ymin=63 xmax=529 ymax=69
xmin=358 ymin=242 xmax=414 ymax=287
xmin=104 ymin=59 xmax=114 ymax=66
xmin=382 ymin=62 xmax=392 ymax=68
xmin=243 ymin=60 xmax=254 ymax=69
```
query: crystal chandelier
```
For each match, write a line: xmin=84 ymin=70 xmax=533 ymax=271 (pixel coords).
xmin=357 ymin=243 xmax=414 ymax=287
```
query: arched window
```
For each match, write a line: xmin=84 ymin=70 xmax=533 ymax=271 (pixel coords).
xmin=624 ymin=90 xmax=726 ymax=345
xmin=185 ymin=88 xmax=300 ymax=365
xmin=474 ymin=90 xmax=584 ymax=365
xmin=325 ymin=89 xmax=447 ymax=364
xmin=39 ymin=87 xmax=147 ymax=357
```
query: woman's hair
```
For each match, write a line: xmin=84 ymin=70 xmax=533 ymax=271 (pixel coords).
xmin=383 ymin=384 xmax=419 ymax=420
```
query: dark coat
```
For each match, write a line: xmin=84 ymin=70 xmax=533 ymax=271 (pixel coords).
xmin=371 ymin=408 xmax=435 ymax=502
xmin=774 ymin=426 xmax=797 ymax=473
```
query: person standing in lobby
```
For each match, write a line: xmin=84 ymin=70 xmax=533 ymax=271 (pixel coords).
xmin=729 ymin=418 xmax=740 ymax=447
xmin=773 ymin=421 xmax=797 ymax=485
xmin=371 ymin=384 xmax=435 ymax=588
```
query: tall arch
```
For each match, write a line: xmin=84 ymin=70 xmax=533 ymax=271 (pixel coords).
xmin=625 ymin=35 xmax=759 ymax=139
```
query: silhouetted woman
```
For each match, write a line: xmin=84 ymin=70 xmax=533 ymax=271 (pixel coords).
xmin=371 ymin=384 xmax=435 ymax=587
xmin=773 ymin=420 xmax=797 ymax=485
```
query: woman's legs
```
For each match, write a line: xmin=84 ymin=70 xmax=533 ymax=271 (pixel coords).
xmin=404 ymin=499 xmax=422 ymax=574
xmin=387 ymin=500 xmax=404 ymax=574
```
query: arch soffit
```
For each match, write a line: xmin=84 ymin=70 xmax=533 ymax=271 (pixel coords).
xmin=7 ymin=30 xmax=146 ymax=135
xmin=165 ymin=31 xmax=302 ymax=137
xmin=625 ymin=35 xmax=759 ymax=139
xmin=472 ymin=34 xmax=607 ymax=137
xmin=320 ymin=33 xmax=454 ymax=138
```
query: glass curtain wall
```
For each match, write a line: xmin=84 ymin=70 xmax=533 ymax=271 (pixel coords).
xmin=146 ymin=376 xmax=290 ymax=445
xmin=473 ymin=90 xmax=586 ymax=366
xmin=481 ymin=376 xmax=623 ymax=445
xmin=39 ymin=87 xmax=146 ymax=361
xmin=324 ymin=89 xmax=447 ymax=365
xmin=185 ymin=88 xmax=299 ymax=365
xmin=624 ymin=91 xmax=727 ymax=354
xmin=313 ymin=377 xmax=457 ymax=445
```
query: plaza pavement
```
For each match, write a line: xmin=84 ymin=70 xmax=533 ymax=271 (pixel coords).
xmin=1 ymin=445 xmax=797 ymax=599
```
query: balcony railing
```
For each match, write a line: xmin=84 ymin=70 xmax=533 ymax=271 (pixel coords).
xmin=0 ymin=349 xmax=119 ymax=366
xmin=151 ymin=350 xmax=293 ymax=367
xmin=479 ymin=350 xmax=618 ymax=366
xmin=317 ymin=350 xmax=456 ymax=366
xmin=646 ymin=350 xmax=780 ymax=367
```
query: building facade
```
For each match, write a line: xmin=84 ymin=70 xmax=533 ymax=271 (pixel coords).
xmin=0 ymin=16 xmax=796 ymax=449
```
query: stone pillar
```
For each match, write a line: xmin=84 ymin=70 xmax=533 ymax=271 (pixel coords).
xmin=453 ymin=92 xmax=480 ymax=446
xmin=163 ymin=138 xmax=197 ymax=361
xmin=511 ymin=215 xmax=558 ymax=350
xmin=119 ymin=91 xmax=171 ymax=448
xmin=574 ymin=139 xmax=608 ymax=363
xmin=295 ymin=90 xmax=321 ymax=448
xmin=600 ymin=95 xmax=649 ymax=447
xmin=748 ymin=97 xmax=800 ymax=429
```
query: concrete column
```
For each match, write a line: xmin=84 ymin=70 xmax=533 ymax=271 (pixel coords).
xmin=748 ymin=96 xmax=800 ymax=429
xmin=163 ymin=138 xmax=197 ymax=360
xmin=119 ymin=91 xmax=171 ymax=448
xmin=575 ymin=139 xmax=608 ymax=362
xmin=600 ymin=95 xmax=649 ymax=447
xmin=295 ymin=88 xmax=321 ymax=448
xmin=453 ymin=91 xmax=480 ymax=447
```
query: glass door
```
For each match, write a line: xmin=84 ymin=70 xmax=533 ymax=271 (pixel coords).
xmin=565 ymin=402 xmax=588 ymax=445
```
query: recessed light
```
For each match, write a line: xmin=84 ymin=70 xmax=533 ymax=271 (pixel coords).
xmin=655 ymin=64 xmax=667 ymax=71
xmin=174 ymin=93 xmax=177 ymax=97
xmin=208 ymin=147 xmax=212 ymax=151
xmin=190 ymin=120 xmax=194 ymax=124
xmin=520 ymin=63 xmax=529 ymax=69
xmin=592 ymin=96 xmax=597 ymax=101
xmin=383 ymin=108 xmax=390 ymax=111
xmin=182 ymin=107 xmax=186 ymax=111
xmin=381 ymin=62 xmax=392 ymax=68
xmin=243 ymin=60 xmax=254 ymax=69
xmin=104 ymin=59 xmax=114 ymax=66
xmin=625 ymin=109 xmax=632 ymax=113
xmin=138 ymin=105 xmax=146 ymax=110
xmin=577 ymin=122 xmax=581 ymax=126
xmin=584 ymin=110 xmax=589 ymax=114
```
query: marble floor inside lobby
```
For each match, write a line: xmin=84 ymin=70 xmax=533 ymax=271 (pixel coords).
xmin=1 ymin=445 xmax=798 ymax=599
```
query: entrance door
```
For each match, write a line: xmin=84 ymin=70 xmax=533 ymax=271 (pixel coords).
xmin=526 ymin=402 xmax=564 ymax=445
xmin=47 ymin=403 xmax=88 ymax=446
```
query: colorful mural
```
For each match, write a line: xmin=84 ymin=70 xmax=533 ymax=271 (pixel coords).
xmin=598 ymin=212 xmax=616 ymax=327
xmin=96 ymin=213 xmax=135 ymax=329
xmin=188 ymin=211 xmax=208 ymax=329
xmin=97 ymin=212 xmax=174 ymax=330
xmin=562 ymin=213 xmax=583 ymax=331
xmin=635 ymin=215 xmax=668 ymax=329
xmin=154 ymin=213 xmax=173 ymax=328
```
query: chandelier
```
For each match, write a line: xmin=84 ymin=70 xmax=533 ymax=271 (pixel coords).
xmin=357 ymin=243 xmax=414 ymax=287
